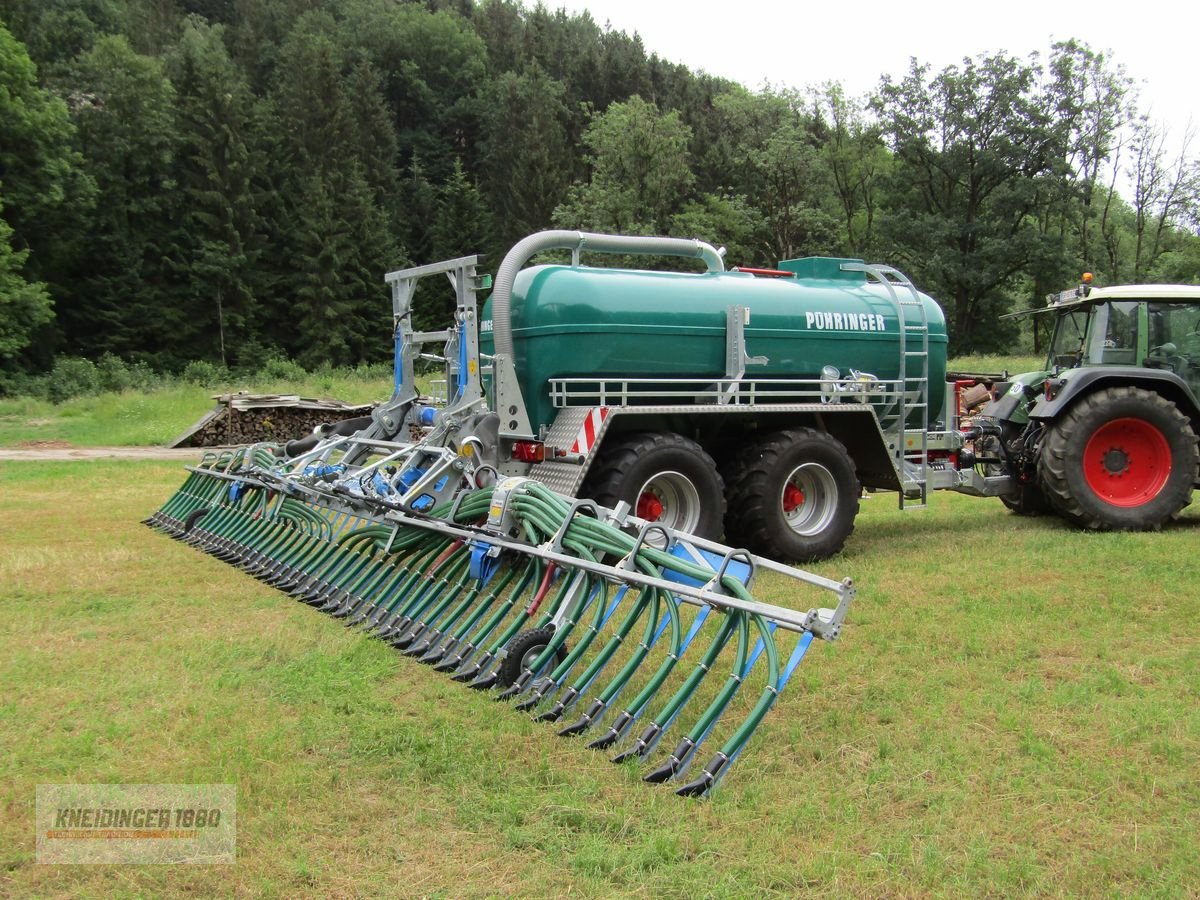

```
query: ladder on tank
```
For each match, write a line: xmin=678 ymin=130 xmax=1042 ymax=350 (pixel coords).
xmin=841 ymin=263 xmax=930 ymax=510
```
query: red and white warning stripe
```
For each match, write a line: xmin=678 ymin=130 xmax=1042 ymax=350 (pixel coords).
xmin=569 ymin=407 xmax=610 ymax=454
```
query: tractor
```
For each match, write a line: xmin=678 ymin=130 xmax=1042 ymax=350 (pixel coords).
xmin=974 ymin=278 xmax=1200 ymax=529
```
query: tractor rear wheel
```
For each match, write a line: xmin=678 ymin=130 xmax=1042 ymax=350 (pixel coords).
xmin=1037 ymin=386 xmax=1197 ymax=530
xmin=581 ymin=432 xmax=725 ymax=540
xmin=723 ymin=428 xmax=860 ymax=562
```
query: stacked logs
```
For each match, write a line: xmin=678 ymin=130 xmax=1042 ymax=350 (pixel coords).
xmin=171 ymin=394 xmax=375 ymax=449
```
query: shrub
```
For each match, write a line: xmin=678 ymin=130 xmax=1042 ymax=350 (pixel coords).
xmin=258 ymin=354 xmax=307 ymax=383
xmin=181 ymin=359 xmax=228 ymax=387
xmin=124 ymin=359 xmax=160 ymax=391
xmin=352 ymin=361 xmax=391 ymax=381
xmin=0 ymin=369 xmax=46 ymax=399
xmin=95 ymin=353 xmax=133 ymax=393
xmin=46 ymin=357 xmax=100 ymax=403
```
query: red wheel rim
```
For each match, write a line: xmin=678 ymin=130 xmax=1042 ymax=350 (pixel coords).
xmin=1082 ymin=417 xmax=1171 ymax=507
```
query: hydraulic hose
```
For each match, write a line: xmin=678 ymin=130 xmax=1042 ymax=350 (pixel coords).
xmin=150 ymin=441 xmax=838 ymax=798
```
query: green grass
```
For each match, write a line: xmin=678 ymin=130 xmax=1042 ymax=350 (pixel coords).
xmin=949 ymin=353 xmax=1045 ymax=376
xmin=0 ymin=373 xmax=394 ymax=448
xmin=2 ymin=460 xmax=1198 ymax=896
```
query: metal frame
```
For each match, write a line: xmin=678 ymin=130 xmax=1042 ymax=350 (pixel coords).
xmin=224 ymin=469 xmax=855 ymax=640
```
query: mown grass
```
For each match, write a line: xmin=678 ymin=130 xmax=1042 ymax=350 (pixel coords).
xmin=0 ymin=373 xmax=394 ymax=448
xmin=2 ymin=459 xmax=1197 ymax=896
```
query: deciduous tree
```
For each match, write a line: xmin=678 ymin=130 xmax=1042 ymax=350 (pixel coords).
xmin=554 ymin=95 xmax=693 ymax=235
xmin=873 ymin=54 xmax=1066 ymax=352
xmin=0 ymin=22 xmax=94 ymax=363
xmin=0 ymin=193 xmax=53 ymax=362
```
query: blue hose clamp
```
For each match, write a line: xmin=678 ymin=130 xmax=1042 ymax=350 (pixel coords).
xmin=469 ymin=540 xmax=501 ymax=586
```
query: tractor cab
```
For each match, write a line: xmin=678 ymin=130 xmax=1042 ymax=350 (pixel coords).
xmin=1040 ymin=283 xmax=1200 ymax=399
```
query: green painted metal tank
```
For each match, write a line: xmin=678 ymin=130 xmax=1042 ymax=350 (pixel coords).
xmin=480 ymin=258 xmax=948 ymax=431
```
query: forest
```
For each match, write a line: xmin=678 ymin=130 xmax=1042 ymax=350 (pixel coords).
xmin=1 ymin=0 xmax=1198 ymax=387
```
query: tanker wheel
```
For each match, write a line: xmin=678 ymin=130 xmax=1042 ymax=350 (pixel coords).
xmin=498 ymin=628 xmax=568 ymax=688
xmin=581 ymin=432 xmax=725 ymax=540
xmin=723 ymin=428 xmax=859 ymax=563
xmin=1037 ymin=386 xmax=1197 ymax=530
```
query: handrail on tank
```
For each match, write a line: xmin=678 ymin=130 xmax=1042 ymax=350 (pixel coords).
xmin=490 ymin=230 xmax=726 ymax=357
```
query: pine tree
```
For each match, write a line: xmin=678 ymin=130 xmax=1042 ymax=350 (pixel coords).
xmin=59 ymin=34 xmax=178 ymax=361
xmin=399 ymin=154 xmax=439 ymax=270
xmin=167 ymin=17 xmax=263 ymax=368
xmin=479 ymin=65 xmax=573 ymax=251
xmin=256 ymin=12 xmax=399 ymax=366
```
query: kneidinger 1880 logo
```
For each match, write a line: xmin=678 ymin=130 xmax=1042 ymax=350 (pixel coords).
xmin=37 ymin=784 xmax=235 ymax=864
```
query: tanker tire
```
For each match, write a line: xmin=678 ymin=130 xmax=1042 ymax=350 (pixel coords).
xmin=1037 ymin=386 xmax=1197 ymax=530
xmin=498 ymin=628 xmax=567 ymax=688
xmin=581 ymin=432 xmax=725 ymax=540
xmin=723 ymin=428 xmax=859 ymax=563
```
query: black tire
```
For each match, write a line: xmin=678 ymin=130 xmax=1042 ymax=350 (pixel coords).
xmin=182 ymin=508 xmax=210 ymax=533
xmin=580 ymin=432 xmax=725 ymax=540
xmin=498 ymin=627 xmax=567 ymax=688
xmin=1037 ymin=386 xmax=1197 ymax=530
xmin=999 ymin=482 xmax=1050 ymax=516
xmin=723 ymin=428 xmax=860 ymax=562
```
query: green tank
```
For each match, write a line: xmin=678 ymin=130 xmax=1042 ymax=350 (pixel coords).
xmin=480 ymin=257 xmax=948 ymax=431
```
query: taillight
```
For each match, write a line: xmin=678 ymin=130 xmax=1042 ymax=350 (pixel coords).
xmin=510 ymin=441 xmax=544 ymax=463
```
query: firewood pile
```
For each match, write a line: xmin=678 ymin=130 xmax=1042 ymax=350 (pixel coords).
xmin=170 ymin=393 xmax=375 ymax=448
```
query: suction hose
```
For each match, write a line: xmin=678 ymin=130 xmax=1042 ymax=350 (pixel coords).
xmin=490 ymin=230 xmax=726 ymax=357
xmin=284 ymin=415 xmax=375 ymax=458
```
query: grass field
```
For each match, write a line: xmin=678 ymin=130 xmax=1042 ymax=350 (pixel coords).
xmin=2 ymin=458 xmax=1198 ymax=896
xmin=0 ymin=373 xmax=394 ymax=448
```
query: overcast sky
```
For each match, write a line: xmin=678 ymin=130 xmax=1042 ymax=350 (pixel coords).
xmin=553 ymin=0 xmax=1196 ymax=152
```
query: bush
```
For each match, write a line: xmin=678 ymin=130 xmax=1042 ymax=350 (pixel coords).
xmin=46 ymin=357 xmax=101 ymax=403
xmin=258 ymin=354 xmax=307 ymax=383
xmin=181 ymin=359 xmax=229 ymax=387
xmin=124 ymin=359 xmax=160 ymax=391
xmin=0 ymin=369 xmax=46 ymax=399
xmin=96 ymin=353 xmax=132 ymax=392
xmin=351 ymin=361 xmax=391 ymax=381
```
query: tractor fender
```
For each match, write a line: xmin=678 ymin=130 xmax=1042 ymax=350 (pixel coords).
xmin=981 ymin=389 xmax=1025 ymax=423
xmin=1030 ymin=367 xmax=1200 ymax=424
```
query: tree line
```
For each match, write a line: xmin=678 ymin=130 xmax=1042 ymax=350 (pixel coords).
xmin=1 ymin=0 xmax=1198 ymax=384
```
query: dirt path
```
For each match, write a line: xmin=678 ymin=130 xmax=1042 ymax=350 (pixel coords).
xmin=0 ymin=444 xmax=213 ymax=461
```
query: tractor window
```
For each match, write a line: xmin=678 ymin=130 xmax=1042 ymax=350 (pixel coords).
xmin=1149 ymin=303 xmax=1200 ymax=355
xmin=1090 ymin=301 xmax=1140 ymax=365
xmin=1046 ymin=309 xmax=1089 ymax=369
xmin=1148 ymin=303 xmax=1200 ymax=390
